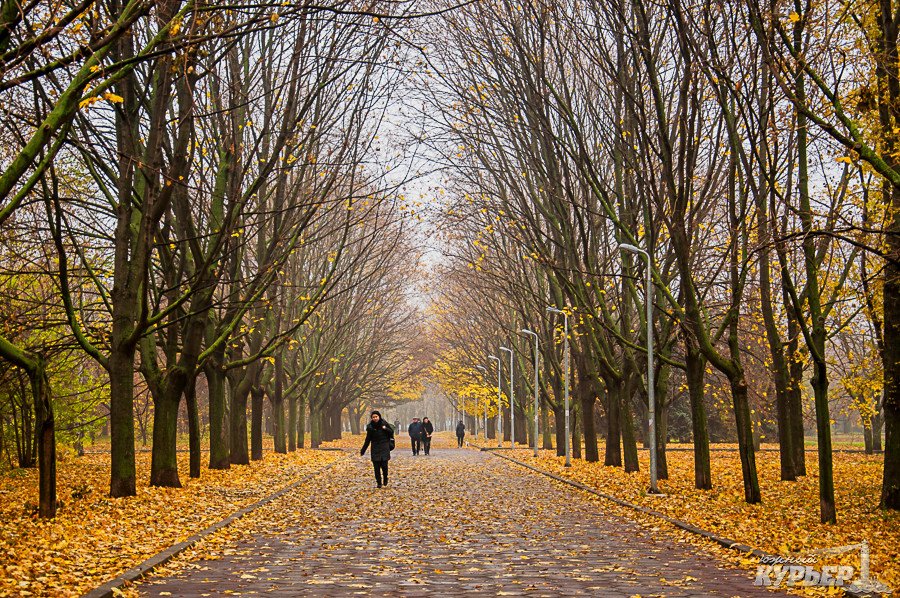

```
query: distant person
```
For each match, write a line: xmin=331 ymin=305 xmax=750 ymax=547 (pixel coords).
xmin=394 ymin=419 xmax=401 ymax=432
xmin=456 ymin=420 xmax=466 ymax=448
xmin=422 ymin=417 xmax=434 ymax=455
xmin=360 ymin=410 xmax=394 ymax=488
xmin=408 ymin=417 xmax=423 ymax=455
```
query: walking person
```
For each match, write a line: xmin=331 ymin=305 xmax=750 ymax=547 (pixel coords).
xmin=422 ymin=417 xmax=434 ymax=455
xmin=360 ymin=411 xmax=394 ymax=488
xmin=456 ymin=420 xmax=466 ymax=448
xmin=408 ymin=417 xmax=423 ymax=455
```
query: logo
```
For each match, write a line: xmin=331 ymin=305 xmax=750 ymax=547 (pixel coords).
xmin=752 ymin=541 xmax=890 ymax=594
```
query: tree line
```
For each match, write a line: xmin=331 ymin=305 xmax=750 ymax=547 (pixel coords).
xmin=0 ymin=0 xmax=429 ymax=518
xmin=418 ymin=0 xmax=896 ymax=523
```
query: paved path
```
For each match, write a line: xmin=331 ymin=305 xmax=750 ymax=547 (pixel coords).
xmin=138 ymin=449 xmax=776 ymax=596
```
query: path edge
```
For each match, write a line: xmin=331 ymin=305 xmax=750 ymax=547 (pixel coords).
xmin=81 ymin=456 xmax=343 ymax=598
xmin=490 ymin=452 xmax=880 ymax=598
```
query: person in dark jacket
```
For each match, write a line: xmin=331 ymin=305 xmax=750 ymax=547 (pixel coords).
xmin=455 ymin=421 xmax=466 ymax=448
xmin=422 ymin=417 xmax=434 ymax=455
xmin=361 ymin=410 xmax=394 ymax=488
xmin=408 ymin=417 xmax=423 ymax=455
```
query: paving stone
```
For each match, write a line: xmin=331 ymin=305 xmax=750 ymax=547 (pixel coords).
xmin=137 ymin=449 xmax=779 ymax=596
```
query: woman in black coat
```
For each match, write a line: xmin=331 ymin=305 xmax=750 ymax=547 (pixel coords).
xmin=455 ymin=421 xmax=466 ymax=448
xmin=421 ymin=417 xmax=434 ymax=455
xmin=360 ymin=410 xmax=394 ymax=488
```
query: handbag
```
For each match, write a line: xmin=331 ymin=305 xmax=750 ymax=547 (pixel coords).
xmin=389 ymin=437 xmax=396 ymax=451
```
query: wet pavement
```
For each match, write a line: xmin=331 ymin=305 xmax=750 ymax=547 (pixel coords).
xmin=138 ymin=447 xmax=777 ymax=596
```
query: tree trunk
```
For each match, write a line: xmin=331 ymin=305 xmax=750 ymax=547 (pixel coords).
xmin=621 ymin=388 xmax=639 ymax=473
xmin=272 ymin=354 xmax=286 ymax=454
xmin=654 ymin=362 xmax=671 ymax=480
xmin=604 ymin=384 xmax=622 ymax=467
xmin=515 ymin=401 xmax=528 ymax=445
xmin=575 ymin=351 xmax=599 ymax=462
xmin=32 ymin=359 xmax=55 ymax=519
xmin=685 ymin=340 xmax=711 ymax=489
xmin=297 ymin=395 xmax=306 ymax=449
xmin=874 ymin=411 xmax=883 ymax=452
xmin=655 ymin=395 xmax=669 ymax=480
xmin=786 ymin=312 xmax=807 ymax=475
xmin=310 ymin=403 xmax=322 ymax=448
xmin=229 ymin=375 xmax=251 ymax=465
xmin=207 ymin=362 xmax=230 ymax=469
xmin=150 ymin=387 xmax=181 ymax=488
xmin=811 ymin=359 xmax=836 ymax=522
xmin=571 ymin=405 xmax=581 ymax=460
xmin=731 ymin=376 xmax=761 ymax=504
xmin=288 ymin=392 xmax=297 ymax=452
xmin=541 ymin=401 xmax=552 ymax=450
xmin=186 ymin=375 xmax=201 ymax=479
xmin=552 ymin=406 xmax=565 ymax=456
xmin=250 ymin=386 xmax=264 ymax=461
xmin=108 ymin=343 xmax=136 ymax=496
xmin=881 ymin=189 xmax=900 ymax=510
xmin=864 ymin=420 xmax=874 ymax=455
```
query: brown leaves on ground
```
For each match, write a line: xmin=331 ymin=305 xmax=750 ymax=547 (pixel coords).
xmin=0 ymin=448 xmax=338 ymax=597
xmin=506 ymin=444 xmax=899 ymax=595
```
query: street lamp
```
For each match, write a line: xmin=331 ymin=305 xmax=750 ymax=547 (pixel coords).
xmin=546 ymin=306 xmax=571 ymax=467
xmin=619 ymin=242 xmax=659 ymax=495
xmin=521 ymin=328 xmax=540 ymax=458
xmin=499 ymin=346 xmax=515 ymax=449
xmin=488 ymin=355 xmax=503 ymax=448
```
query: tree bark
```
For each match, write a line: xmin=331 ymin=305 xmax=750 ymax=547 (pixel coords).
xmin=108 ymin=344 xmax=136 ymax=496
xmin=186 ymin=375 xmax=201 ymax=479
xmin=250 ymin=385 xmax=264 ymax=461
xmin=273 ymin=354 xmax=286 ymax=454
xmin=32 ymin=358 xmax=55 ymax=518
xmin=229 ymin=374 xmax=251 ymax=465
xmin=206 ymin=360 xmax=230 ymax=469
xmin=149 ymin=387 xmax=181 ymax=488
xmin=604 ymin=384 xmax=622 ymax=467
xmin=288 ymin=392 xmax=297 ymax=452
xmin=685 ymin=339 xmax=711 ymax=489
xmin=621 ymin=386 xmax=639 ymax=473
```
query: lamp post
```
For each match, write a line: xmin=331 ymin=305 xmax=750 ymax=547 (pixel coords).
xmin=618 ymin=243 xmax=659 ymax=494
xmin=546 ymin=306 xmax=571 ymax=467
xmin=521 ymin=328 xmax=540 ymax=457
xmin=488 ymin=355 xmax=503 ymax=448
xmin=499 ymin=346 xmax=515 ymax=449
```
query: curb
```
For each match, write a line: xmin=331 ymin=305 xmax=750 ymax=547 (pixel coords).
xmin=81 ymin=457 xmax=342 ymax=598
xmin=489 ymin=453 xmax=882 ymax=598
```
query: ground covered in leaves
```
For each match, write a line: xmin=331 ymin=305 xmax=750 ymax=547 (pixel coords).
xmin=136 ymin=446 xmax=775 ymax=597
xmin=495 ymin=443 xmax=899 ymax=594
xmin=0 ymin=448 xmax=337 ymax=597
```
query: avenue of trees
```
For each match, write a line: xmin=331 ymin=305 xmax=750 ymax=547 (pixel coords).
xmin=420 ymin=0 xmax=896 ymax=523
xmin=1 ymin=0 xmax=897 ymax=529
xmin=0 ymin=1 xmax=428 ymax=518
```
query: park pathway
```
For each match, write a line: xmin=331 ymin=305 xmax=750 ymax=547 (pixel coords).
xmin=137 ymin=447 xmax=776 ymax=596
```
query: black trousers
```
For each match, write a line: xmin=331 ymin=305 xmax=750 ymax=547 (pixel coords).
xmin=372 ymin=460 xmax=388 ymax=486
xmin=457 ymin=435 xmax=464 ymax=448
xmin=423 ymin=436 xmax=432 ymax=455
xmin=411 ymin=438 xmax=421 ymax=454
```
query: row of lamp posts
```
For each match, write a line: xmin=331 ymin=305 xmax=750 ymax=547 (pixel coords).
xmin=467 ymin=243 xmax=659 ymax=494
